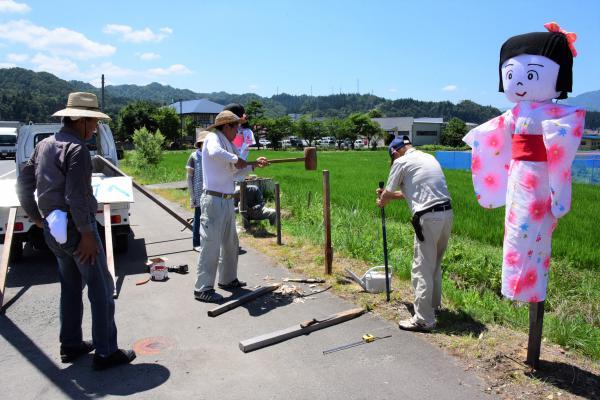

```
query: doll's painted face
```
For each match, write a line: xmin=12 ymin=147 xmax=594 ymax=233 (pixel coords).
xmin=501 ymin=54 xmax=561 ymax=103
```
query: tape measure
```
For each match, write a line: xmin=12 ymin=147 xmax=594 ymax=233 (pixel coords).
xmin=323 ymin=334 xmax=391 ymax=355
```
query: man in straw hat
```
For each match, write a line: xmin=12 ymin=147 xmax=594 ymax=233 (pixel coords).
xmin=17 ymin=92 xmax=136 ymax=370
xmin=194 ymin=110 xmax=269 ymax=302
xmin=186 ymin=130 xmax=209 ymax=251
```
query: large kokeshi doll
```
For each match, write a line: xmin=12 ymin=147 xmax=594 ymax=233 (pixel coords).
xmin=463 ymin=22 xmax=585 ymax=302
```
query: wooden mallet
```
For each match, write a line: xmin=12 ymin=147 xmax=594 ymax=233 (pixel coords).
xmin=251 ymin=147 xmax=317 ymax=170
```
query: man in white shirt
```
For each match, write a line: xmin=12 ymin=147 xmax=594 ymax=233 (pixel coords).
xmin=194 ymin=111 xmax=269 ymax=302
xmin=377 ymin=136 xmax=453 ymax=331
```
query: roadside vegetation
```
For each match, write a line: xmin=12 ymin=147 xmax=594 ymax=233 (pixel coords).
xmin=122 ymin=149 xmax=599 ymax=360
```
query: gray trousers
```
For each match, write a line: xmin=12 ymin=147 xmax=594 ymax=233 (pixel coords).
xmin=248 ymin=207 xmax=277 ymax=225
xmin=411 ymin=209 xmax=453 ymax=326
xmin=194 ymin=193 xmax=239 ymax=292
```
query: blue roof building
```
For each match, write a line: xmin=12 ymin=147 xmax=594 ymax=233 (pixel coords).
xmin=167 ymin=99 xmax=224 ymax=128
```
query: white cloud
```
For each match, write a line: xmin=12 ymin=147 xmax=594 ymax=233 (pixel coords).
xmin=0 ymin=62 xmax=16 ymax=68
xmin=248 ymin=84 xmax=259 ymax=90
xmin=0 ymin=20 xmax=115 ymax=59
xmin=0 ymin=0 xmax=30 ymax=13
xmin=388 ymin=88 xmax=398 ymax=93
xmin=442 ymin=85 xmax=458 ymax=92
xmin=148 ymin=64 xmax=191 ymax=76
xmin=103 ymin=24 xmax=172 ymax=43
xmin=31 ymin=53 xmax=79 ymax=75
xmin=138 ymin=52 xmax=160 ymax=60
xmin=7 ymin=52 xmax=28 ymax=62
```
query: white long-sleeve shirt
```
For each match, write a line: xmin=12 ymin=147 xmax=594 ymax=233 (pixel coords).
xmin=202 ymin=130 xmax=252 ymax=194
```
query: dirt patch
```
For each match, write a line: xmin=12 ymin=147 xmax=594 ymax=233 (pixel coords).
xmin=240 ymin=230 xmax=599 ymax=400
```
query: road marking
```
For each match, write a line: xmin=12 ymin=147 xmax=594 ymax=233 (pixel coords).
xmin=0 ymin=169 xmax=16 ymax=179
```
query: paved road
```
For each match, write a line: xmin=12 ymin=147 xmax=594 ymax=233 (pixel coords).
xmin=0 ymin=158 xmax=17 ymax=179
xmin=0 ymin=166 xmax=493 ymax=399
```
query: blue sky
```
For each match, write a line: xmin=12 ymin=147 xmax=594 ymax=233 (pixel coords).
xmin=1 ymin=0 xmax=599 ymax=109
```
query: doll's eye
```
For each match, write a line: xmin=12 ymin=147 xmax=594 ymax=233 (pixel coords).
xmin=506 ymin=71 xmax=513 ymax=80
xmin=527 ymin=70 xmax=539 ymax=80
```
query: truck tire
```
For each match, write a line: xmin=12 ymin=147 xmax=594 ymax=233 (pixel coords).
xmin=113 ymin=233 xmax=129 ymax=254
xmin=10 ymin=239 xmax=23 ymax=261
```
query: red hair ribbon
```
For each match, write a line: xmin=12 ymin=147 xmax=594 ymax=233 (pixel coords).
xmin=544 ymin=21 xmax=578 ymax=57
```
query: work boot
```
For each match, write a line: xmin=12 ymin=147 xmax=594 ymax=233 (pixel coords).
xmin=93 ymin=349 xmax=136 ymax=371
xmin=60 ymin=340 xmax=95 ymax=363
xmin=218 ymin=278 xmax=247 ymax=290
xmin=194 ymin=289 xmax=223 ymax=303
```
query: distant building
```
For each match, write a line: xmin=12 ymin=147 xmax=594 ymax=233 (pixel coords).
xmin=580 ymin=134 xmax=600 ymax=150
xmin=166 ymin=99 xmax=224 ymax=128
xmin=371 ymin=117 xmax=444 ymax=146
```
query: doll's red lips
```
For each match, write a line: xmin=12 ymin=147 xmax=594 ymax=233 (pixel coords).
xmin=516 ymin=92 xmax=527 ymax=97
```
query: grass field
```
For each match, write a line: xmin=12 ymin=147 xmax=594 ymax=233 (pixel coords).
xmin=122 ymin=149 xmax=600 ymax=360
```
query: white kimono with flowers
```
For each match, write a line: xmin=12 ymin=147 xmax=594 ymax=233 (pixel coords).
xmin=463 ymin=101 xmax=585 ymax=301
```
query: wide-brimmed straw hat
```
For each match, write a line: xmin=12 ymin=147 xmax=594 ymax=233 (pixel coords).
xmin=207 ymin=110 xmax=240 ymax=130
xmin=52 ymin=92 xmax=111 ymax=120
xmin=195 ymin=130 xmax=210 ymax=147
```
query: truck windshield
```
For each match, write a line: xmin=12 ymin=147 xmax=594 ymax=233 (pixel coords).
xmin=0 ymin=135 xmax=16 ymax=145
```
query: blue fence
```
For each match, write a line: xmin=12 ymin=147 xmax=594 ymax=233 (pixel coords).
xmin=436 ymin=151 xmax=600 ymax=185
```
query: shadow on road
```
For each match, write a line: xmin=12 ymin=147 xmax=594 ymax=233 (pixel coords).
xmin=400 ymin=301 xmax=487 ymax=336
xmin=527 ymin=360 xmax=599 ymax=400
xmin=0 ymin=315 xmax=169 ymax=399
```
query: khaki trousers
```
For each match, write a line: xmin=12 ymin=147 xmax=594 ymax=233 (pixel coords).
xmin=411 ymin=209 xmax=453 ymax=326
xmin=194 ymin=193 xmax=239 ymax=292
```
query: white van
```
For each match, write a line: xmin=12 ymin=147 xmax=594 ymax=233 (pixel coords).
xmin=0 ymin=122 xmax=130 ymax=259
xmin=0 ymin=127 xmax=18 ymax=159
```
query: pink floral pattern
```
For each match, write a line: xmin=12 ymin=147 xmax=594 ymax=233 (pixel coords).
xmin=463 ymin=102 xmax=584 ymax=302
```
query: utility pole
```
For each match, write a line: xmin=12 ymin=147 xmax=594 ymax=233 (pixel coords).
xmin=101 ymin=74 xmax=105 ymax=111
xmin=357 ymin=78 xmax=359 ymax=94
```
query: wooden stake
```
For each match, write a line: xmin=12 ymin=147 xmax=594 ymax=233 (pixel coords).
xmin=275 ymin=183 xmax=282 ymax=245
xmin=323 ymin=170 xmax=332 ymax=275
xmin=0 ymin=207 xmax=17 ymax=308
xmin=526 ymin=301 xmax=545 ymax=369
xmin=207 ymin=283 xmax=281 ymax=317
xmin=239 ymin=307 xmax=365 ymax=353
xmin=103 ymin=204 xmax=117 ymax=298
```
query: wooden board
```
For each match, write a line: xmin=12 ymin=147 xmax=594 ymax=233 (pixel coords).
xmin=0 ymin=207 xmax=17 ymax=307
xmin=207 ymin=283 xmax=281 ymax=317
xmin=103 ymin=204 xmax=117 ymax=298
xmin=239 ymin=307 xmax=365 ymax=353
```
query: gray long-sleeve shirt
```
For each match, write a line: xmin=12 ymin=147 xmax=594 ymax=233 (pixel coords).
xmin=17 ymin=127 xmax=97 ymax=233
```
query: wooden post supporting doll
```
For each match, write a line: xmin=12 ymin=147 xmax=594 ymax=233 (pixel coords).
xmin=463 ymin=22 xmax=585 ymax=369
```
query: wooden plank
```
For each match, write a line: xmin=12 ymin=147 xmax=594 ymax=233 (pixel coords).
xmin=0 ymin=207 xmax=17 ymax=307
xmin=239 ymin=307 xmax=365 ymax=353
xmin=95 ymin=156 xmax=192 ymax=231
xmin=526 ymin=301 xmax=545 ymax=369
xmin=207 ymin=283 xmax=281 ymax=317
xmin=103 ymin=204 xmax=117 ymax=298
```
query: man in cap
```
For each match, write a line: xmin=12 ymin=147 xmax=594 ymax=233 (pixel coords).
xmin=376 ymin=136 xmax=453 ymax=332
xmin=186 ymin=130 xmax=209 ymax=251
xmin=194 ymin=110 xmax=269 ymax=302
xmin=17 ymin=92 xmax=136 ymax=370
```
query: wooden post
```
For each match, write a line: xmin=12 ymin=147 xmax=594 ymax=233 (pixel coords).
xmin=526 ymin=301 xmax=545 ymax=369
xmin=0 ymin=207 xmax=17 ymax=308
xmin=103 ymin=204 xmax=118 ymax=298
xmin=275 ymin=183 xmax=282 ymax=245
xmin=239 ymin=180 xmax=249 ymax=230
xmin=323 ymin=170 xmax=332 ymax=274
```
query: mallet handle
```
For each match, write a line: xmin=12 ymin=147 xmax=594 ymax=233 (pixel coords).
xmin=250 ymin=157 xmax=304 ymax=166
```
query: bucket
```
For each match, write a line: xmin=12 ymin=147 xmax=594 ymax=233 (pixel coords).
xmin=146 ymin=257 xmax=169 ymax=281
xmin=364 ymin=266 xmax=391 ymax=293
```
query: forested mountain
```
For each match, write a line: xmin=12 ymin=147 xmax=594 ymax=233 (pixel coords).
xmin=566 ymin=90 xmax=600 ymax=112
xmin=1 ymin=67 xmax=599 ymax=129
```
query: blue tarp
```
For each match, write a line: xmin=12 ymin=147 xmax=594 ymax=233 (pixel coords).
xmin=435 ymin=151 xmax=600 ymax=185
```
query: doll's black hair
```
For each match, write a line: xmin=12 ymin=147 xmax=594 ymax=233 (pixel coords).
xmin=499 ymin=31 xmax=573 ymax=99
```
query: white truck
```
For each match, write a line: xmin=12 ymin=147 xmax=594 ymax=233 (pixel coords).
xmin=0 ymin=122 xmax=131 ymax=260
xmin=0 ymin=126 xmax=18 ymax=159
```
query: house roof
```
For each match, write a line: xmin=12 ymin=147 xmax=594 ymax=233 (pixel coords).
xmin=167 ymin=99 xmax=224 ymax=114
xmin=414 ymin=117 xmax=444 ymax=124
xmin=582 ymin=135 xmax=600 ymax=140
xmin=372 ymin=117 xmax=413 ymax=132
